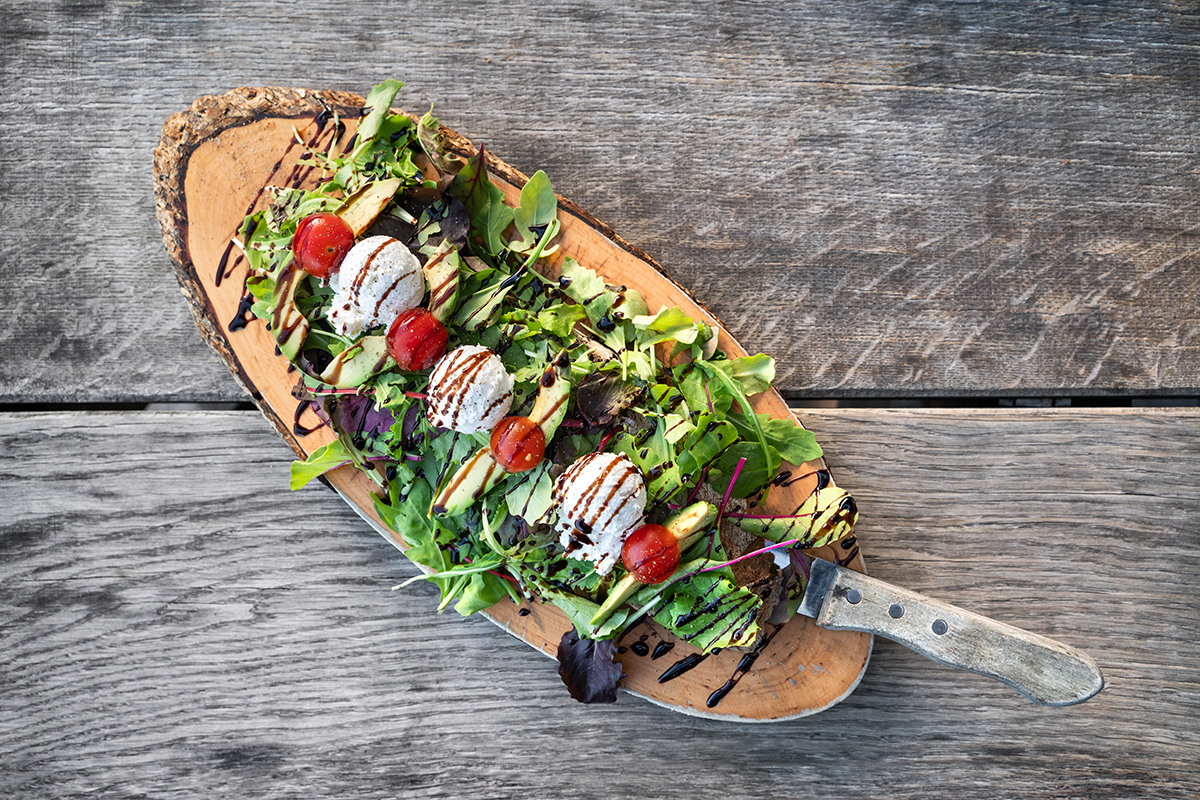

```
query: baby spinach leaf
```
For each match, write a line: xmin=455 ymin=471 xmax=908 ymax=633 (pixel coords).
xmin=455 ymin=572 xmax=512 ymax=617
xmin=512 ymin=170 xmax=558 ymax=250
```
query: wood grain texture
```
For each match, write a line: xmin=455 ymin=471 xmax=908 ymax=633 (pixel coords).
xmin=2 ymin=409 xmax=1197 ymax=798
xmin=2 ymin=1 xmax=1198 ymax=402
xmin=153 ymin=87 xmax=872 ymax=720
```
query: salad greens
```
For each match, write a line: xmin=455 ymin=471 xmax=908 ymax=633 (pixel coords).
xmin=236 ymin=80 xmax=858 ymax=703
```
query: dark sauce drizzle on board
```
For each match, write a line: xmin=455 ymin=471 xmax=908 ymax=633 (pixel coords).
xmin=218 ymin=108 xmax=348 ymax=331
xmin=217 ymin=107 xmax=851 ymax=711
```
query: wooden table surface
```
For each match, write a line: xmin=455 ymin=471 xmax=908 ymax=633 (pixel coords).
xmin=2 ymin=2 xmax=1198 ymax=798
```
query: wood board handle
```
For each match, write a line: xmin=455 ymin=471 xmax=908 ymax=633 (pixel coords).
xmin=808 ymin=560 xmax=1104 ymax=706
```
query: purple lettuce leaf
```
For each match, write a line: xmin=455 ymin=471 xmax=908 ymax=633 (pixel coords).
xmin=556 ymin=630 xmax=623 ymax=704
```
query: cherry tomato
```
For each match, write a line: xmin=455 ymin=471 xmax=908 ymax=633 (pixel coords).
xmin=292 ymin=212 xmax=355 ymax=279
xmin=621 ymin=523 xmax=679 ymax=584
xmin=386 ymin=308 xmax=448 ymax=371
xmin=490 ymin=416 xmax=546 ymax=473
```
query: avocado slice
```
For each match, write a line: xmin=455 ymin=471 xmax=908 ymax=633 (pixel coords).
xmin=336 ymin=178 xmax=403 ymax=236
xmin=734 ymin=483 xmax=858 ymax=550
xmin=421 ymin=240 xmax=462 ymax=323
xmin=269 ymin=260 xmax=309 ymax=361
xmin=590 ymin=501 xmax=718 ymax=627
xmin=318 ymin=335 xmax=393 ymax=389
xmin=431 ymin=350 xmax=574 ymax=517
xmin=529 ymin=350 xmax=572 ymax=439
xmin=430 ymin=447 xmax=506 ymax=517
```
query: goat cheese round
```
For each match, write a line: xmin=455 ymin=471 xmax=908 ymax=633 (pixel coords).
xmin=327 ymin=236 xmax=424 ymax=338
xmin=554 ymin=452 xmax=647 ymax=576
xmin=426 ymin=345 xmax=515 ymax=433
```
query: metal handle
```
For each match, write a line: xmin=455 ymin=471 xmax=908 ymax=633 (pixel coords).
xmin=811 ymin=562 xmax=1104 ymax=706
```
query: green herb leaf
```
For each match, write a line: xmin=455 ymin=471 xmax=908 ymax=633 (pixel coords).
xmin=455 ymin=572 xmax=512 ymax=616
xmin=512 ymin=170 xmax=558 ymax=249
xmin=632 ymin=306 xmax=700 ymax=346
xmin=289 ymin=440 xmax=350 ymax=490
xmin=358 ymin=79 xmax=404 ymax=144
xmin=375 ymin=477 xmax=449 ymax=573
xmin=714 ymin=440 xmax=782 ymax=498
xmin=706 ymin=354 xmax=776 ymax=396
xmin=450 ymin=147 xmax=514 ymax=258
xmin=537 ymin=303 xmax=588 ymax=339
xmin=727 ymin=411 xmax=824 ymax=465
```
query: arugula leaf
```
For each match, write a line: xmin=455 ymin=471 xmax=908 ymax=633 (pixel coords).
xmin=357 ymin=79 xmax=404 ymax=144
xmin=727 ymin=411 xmax=824 ymax=465
xmin=289 ymin=440 xmax=351 ymax=490
xmin=537 ymin=303 xmax=588 ymax=338
xmin=706 ymin=354 xmax=776 ymax=396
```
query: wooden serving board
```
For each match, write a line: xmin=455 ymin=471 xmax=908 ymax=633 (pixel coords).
xmin=154 ymin=86 xmax=872 ymax=720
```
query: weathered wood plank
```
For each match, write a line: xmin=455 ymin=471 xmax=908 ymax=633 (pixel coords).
xmin=1 ymin=1 xmax=1197 ymax=401
xmin=1 ymin=409 xmax=1197 ymax=798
